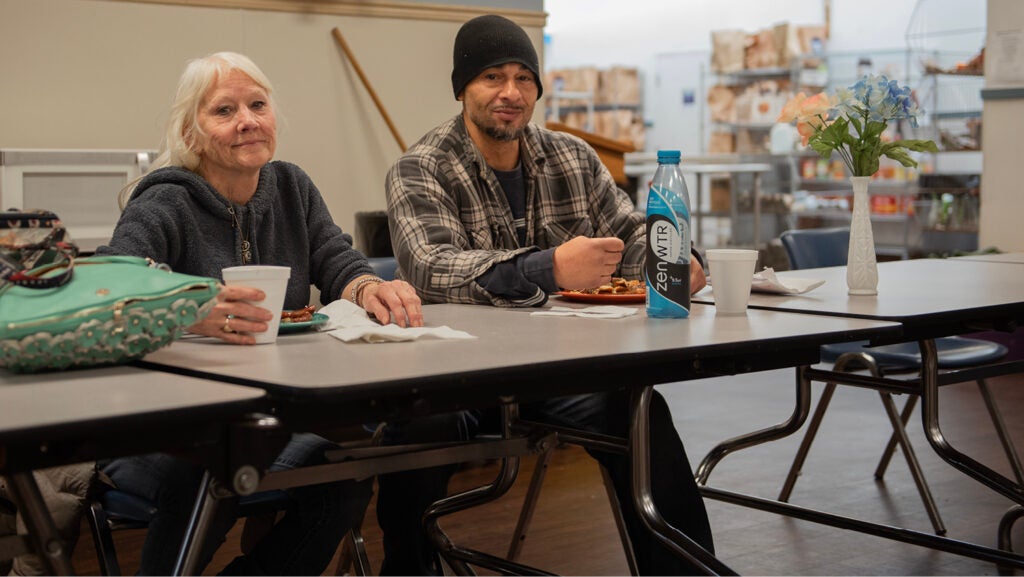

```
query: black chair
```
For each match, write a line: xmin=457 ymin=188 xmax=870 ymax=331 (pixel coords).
xmin=777 ymin=227 xmax=1021 ymax=535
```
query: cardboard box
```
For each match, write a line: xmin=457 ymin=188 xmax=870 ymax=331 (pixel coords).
xmin=711 ymin=29 xmax=746 ymax=73
xmin=549 ymin=67 xmax=599 ymax=99
xmin=593 ymin=109 xmax=639 ymax=143
xmin=708 ymin=132 xmax=735 ymax=154
xmin=745 ymin=28 xmax=779 ymax=69
xmin=710 ymin=177 xmax=731 ymax=212
xmin=597 ymin=67 xmax=641 ymax=105
xmin=707 ymin=85 xmax=737 ymax=123
xmin=797 ymin=25 xmax=828 ymax=56
xmin=774 ymin=22 xmax=802 ymax=67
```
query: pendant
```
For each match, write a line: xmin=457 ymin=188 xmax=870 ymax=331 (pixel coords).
xmin=242 ymin=240 xmax=251 ymax=264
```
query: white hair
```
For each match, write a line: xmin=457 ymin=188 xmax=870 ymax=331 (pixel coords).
xmin=119 ymin=52 xmax=277 ymax=208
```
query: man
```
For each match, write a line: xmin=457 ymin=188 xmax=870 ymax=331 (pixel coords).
xmin=381 ymin=14 xmax=713 ymax=575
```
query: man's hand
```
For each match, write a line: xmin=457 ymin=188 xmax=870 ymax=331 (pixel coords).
xmin=690 ymin=261 xmax=707 ymax=294
xmin=552 ymin=236 xmax=624 ymax=290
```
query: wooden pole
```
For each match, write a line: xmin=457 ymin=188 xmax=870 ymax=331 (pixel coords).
xmin=331 ymin=27 xmax=407 ymax=152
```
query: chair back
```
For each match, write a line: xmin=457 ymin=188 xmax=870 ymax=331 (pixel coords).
xmin=367 ymin=257 xmax=398 ymax=281
xmin=779 ymin=227 xmax=850 ymax=270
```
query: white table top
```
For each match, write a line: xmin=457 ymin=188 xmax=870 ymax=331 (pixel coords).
xmin=952 ymin=252 xmax=1024 ymax=265
xmin=694 ymin=258 xmax=1024 ymax=338
xmin=0 ymin=366 xmax=264 ymax=440
xmin=140 ymin=303 xmax=898 ymax=411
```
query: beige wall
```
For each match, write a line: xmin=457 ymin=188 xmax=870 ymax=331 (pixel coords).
xmin=982 ymin=0 xmax=1024 ymax=251
xmin=0 ymin=0 xmax=545 ymax=246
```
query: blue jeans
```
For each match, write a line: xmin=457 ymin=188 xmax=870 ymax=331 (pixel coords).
xmin=102 ymin=433 xmax=372 ymax=576
xmin=376 ymin=389 xmax=714 ymax=575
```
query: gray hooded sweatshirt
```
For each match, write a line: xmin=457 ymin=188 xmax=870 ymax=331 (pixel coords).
xmin=99 ymin=161 xmax=373 ymax=309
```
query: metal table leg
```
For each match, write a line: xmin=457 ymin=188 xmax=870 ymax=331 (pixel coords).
xmin=4 ymin=472 xmax=75 ymax=575
xmin=423 ymin=403 xmax=555 ymax=576
xmin=918 ymin=338 xmax=1024 ymax=505
xmin=172 ymin=471 xmax=218 ymax=576
xmin=629 ymin=386 xmax=737 ymax=576
xmin=697 ymin=365 xmax=813 ymax=484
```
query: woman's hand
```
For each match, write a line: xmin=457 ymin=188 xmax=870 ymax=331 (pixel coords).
xmin=188 ymin=284 xmax=274 ymax=344
xmin=359 ymin=279 xmax=423 ymax=328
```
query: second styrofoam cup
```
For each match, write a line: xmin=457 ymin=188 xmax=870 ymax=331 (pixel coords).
xmin=221 ymin=265 xmax=290 ymax=344
xmin=706 ymin=249 xmax=759 ymax=315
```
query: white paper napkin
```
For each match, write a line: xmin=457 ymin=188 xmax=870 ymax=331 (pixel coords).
xmin=317 ymin=299 xmax=476 ymax=343
xmin=750 ymin=267 xmax=826 ymax=295
xmin=530 ymin=305 xmax=639 ymax=319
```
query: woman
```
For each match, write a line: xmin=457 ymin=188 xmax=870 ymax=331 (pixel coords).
xmin=98 ymin=51 xmax=422 ymax=575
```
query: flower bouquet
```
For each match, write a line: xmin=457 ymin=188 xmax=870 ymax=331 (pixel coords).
xmin=778 ymin=74 xmax=938 ymax=176
xmin=778 ymin=75 xmax=938 ymax=295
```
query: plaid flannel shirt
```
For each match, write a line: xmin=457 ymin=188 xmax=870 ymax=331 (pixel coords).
xmin=386 ymin=114 xmax=644 ymax=306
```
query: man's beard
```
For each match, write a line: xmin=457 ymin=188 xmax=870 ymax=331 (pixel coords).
xmin=482 ymin=123 xmax=525 ymax=142
xmin=470 ymin=105 xmax=527 ymax=142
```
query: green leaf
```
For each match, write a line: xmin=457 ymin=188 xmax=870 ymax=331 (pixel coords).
xmin=896 ymin=139 xmax=940 ymax=153
xmin=882 ymin=147 xmax=918 ymax=168
xmin=863 ymin=120 xmax=888 ymax=142
xmin=848 ymin=115 xmax=863 ymax=138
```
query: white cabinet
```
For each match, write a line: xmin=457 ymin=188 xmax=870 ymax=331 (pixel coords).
xmin=0 ymin=149 xmax=155 ymax=252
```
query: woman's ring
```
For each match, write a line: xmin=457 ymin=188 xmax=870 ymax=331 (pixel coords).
xmin=222 ymin=314 xmax=234 ymax=333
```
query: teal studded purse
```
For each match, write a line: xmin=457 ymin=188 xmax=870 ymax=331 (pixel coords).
xmin=0 ymin=255 xmax=220 ymax=373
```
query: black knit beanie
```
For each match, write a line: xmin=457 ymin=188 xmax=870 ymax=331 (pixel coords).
xmin=451 ymin=15 xmax=543 ymax=100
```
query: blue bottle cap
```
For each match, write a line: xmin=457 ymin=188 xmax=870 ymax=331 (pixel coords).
xmin=657 ymin=150 xmax=681 ymax=163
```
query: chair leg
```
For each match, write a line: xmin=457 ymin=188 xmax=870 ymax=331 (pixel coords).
xmin=781 ymin=351 xmax=889 ymax=503
xmin=779 ymin=381 xmax=837 ymax=502
xmin=85 ymin=501 xmax=122 ymax=577
xmin=506 ymin=443 xmax=556 ymax=562
xmin=877 ymin=391 xmax=946 ymax=535
xmin=977 ymin=379 xmax=1024 ymax=485
xmin=874 ymin=395 xmax=918 ymax=479
xmin=333 ymin=519 xmax=370 ymax=576
xmin=598 ymin=464 xmax=638 ymax=577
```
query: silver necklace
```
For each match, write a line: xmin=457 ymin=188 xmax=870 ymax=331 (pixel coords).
xmin=227 ymin=206 xmax=252 ymax=264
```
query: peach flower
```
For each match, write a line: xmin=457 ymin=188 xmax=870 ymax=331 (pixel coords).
xmin=796 ymin=119 xmax=822 ymax=146
xmin=777 ymin=92 xmax=807 ymax=123
xmin=800 ymin=92 xmax=833 ymax=119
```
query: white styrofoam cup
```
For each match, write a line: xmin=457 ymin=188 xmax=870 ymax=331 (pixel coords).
xmin=706 ymin=249 xmax=759 ymax=315
xmin=221 ymin=265 xmax=291 ymax=344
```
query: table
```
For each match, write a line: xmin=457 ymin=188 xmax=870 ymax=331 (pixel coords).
xmin=953 ymin=251 xmax=1024 ymax=265
xmin=696 ymin=258 xmax=1024 ymax=337
xmin=0 ymin=366 xmax=266 ymax=574
xmin=692 ymin=258 xmax=1024 ymax=568
xmin=141 ymin=302 xmax=900 ymax=575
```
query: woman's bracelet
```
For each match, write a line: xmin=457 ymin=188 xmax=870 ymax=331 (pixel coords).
xmin=351 ymin=276 xmax=385 ymax=308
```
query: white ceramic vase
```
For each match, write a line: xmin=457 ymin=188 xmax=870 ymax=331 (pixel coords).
xmin=847 ymin=176 xmax=879 ymax=295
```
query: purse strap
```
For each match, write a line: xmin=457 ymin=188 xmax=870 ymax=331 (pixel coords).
xmin=2 ymin=253 xmax=76 ymax=289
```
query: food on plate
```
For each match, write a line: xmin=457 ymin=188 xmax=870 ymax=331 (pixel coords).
xmin=566 ymin=277 xmax=645 ymax=295
xmin=281 ymin=305 xmax=315 ymax=323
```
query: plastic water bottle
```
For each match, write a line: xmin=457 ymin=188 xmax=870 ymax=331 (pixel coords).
xmin=645 ymin=150 xmax=692 ymax=318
